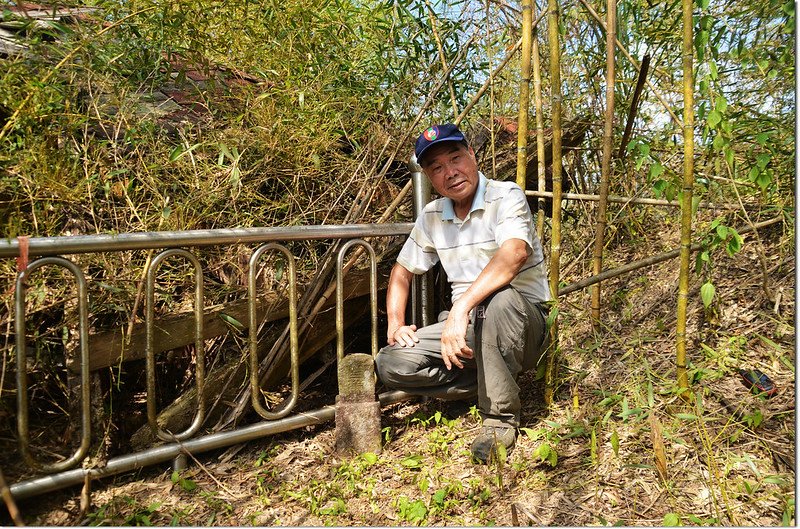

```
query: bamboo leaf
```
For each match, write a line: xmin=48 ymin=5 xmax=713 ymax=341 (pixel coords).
xmin=610 ymin=429 xmax=620 ymax=457
xmin=650 ymin=414 xmax=668 ymax=482
xmin=707 ymin=110 xmax=722 ymax=128
xmin=700 ymin=281 xmax=715 ymax=308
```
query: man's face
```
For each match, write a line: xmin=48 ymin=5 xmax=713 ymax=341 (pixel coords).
xmin=420 ymin=141 xmax=479 ymax=213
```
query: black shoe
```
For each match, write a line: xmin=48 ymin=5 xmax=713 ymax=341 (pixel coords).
xmin=470 ymin=426 xmax=516 ymax=464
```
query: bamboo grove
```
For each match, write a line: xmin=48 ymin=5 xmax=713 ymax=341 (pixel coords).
xmin=0 ymin=0 xmax=793 ymax=490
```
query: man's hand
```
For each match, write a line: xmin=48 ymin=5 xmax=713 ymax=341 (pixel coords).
xmin=388 ymin=324 xmax=419 ymax=347
xmin=440 ymin=307 xmax=473 ymax=370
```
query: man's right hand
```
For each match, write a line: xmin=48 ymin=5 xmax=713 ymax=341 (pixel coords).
xmin=388 ymin=324 xmax=419 ymax=347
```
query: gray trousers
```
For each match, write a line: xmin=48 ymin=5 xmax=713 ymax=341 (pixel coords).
xmin=375 ymin=286 xmax=549 ymax=428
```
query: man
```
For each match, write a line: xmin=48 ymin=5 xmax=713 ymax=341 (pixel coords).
xmin=375 ymin=123 xmax=551 ymax=463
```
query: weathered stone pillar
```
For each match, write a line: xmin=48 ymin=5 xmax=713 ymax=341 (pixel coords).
xmin=335 ymin=353 xmax=381 ymax=455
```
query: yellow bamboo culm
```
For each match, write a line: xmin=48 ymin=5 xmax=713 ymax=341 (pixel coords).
xmin=516 ymin=0 xmax=534 ymax=189
xmin=590 ymin=0 xmax=616 ymax=327
xmin=676 ymin=0 xmax=695 ymax=398
xmin=532 ymin=0 xmax=547 ymax=239
xmin=544 ymin=0 xmax=563 ymax=407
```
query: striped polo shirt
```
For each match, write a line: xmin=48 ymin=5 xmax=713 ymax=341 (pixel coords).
xmin=397 ymin=172 xmax=551 ymax=305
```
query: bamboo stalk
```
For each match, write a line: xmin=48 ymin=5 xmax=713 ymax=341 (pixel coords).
xmin=485 ymin=0 xmax=498 ymax=179
xmin=590 ymin=0 xmax=616 ymax=326
xmin=516 ymin=0 xmax=534 ymax=189
xmin=524 ymin=189 xmax=740 ymax=209
xmin=544 ymin=0 xmax=562 ymax=407
xmin=577 ymin=0 xmax=683 ymax=129
xmin=676 ymin=0 xmax=695 ymax=397
xmin=558 ymin=216 xmax=782 ymax=296
xmin=618 ymin=54 xmax=650 ymax=159
xmin=532 ymin=0 xmax=547 ymax=239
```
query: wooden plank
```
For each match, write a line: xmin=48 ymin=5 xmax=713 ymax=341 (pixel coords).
xmin=70 ymin=268 xmax=382 ymax=373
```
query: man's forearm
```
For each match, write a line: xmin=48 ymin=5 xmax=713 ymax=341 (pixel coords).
xmin=386 ymin=263 xmax=413 ymax=328
xmin=451 ymin=238 xmax=528 ymax=317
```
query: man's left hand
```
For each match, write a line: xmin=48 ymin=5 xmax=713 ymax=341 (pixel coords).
xmin=440 ymin=308 xmax=473 ymax=370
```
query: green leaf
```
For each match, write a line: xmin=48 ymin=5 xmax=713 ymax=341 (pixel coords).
xmin=756 ymin=153 xmax=772 ymax=170
xmin=401 ymin=455 xmax=423 ymax=469
xmin=707 ymin=110 xmax=722 ymax=128
xmin=663 ymin=512 xmax=682 ymax=526
xmin=726 ymin=231 xmax=743 ymax=256
xmin=755 ymin=171 xmax=772 ymax=192
xmin=219 ymin=313 xmax=245 ymax=330
xmin=675 ymin=413 xmax=699 ymax=420
xmin=169 ymin=144 xmax=185 ymax=162
xmin=715 ymin=94 xmax=728 ymax=113
xmin=361 ymin=452 xmax=378 ymax=465
xmin=724 ymin=145 xmax=734 ymax=166
xmin=709 ymin=61 xmax=718 ymax=80
xmin=700 ymin=281 xmax=715 ymax=308
xmin=652 ymin=179 xmax=668 ymax=199
xmin=610 ymin=430 xmax=620 ymax=457
xmin=649 ymin=162 xmax=665 ymax=179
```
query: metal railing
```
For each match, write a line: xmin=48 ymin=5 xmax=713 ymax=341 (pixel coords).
xmin=4 ymin=222 xmax=416 ymax=501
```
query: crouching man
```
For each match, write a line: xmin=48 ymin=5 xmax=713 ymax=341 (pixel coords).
xmin=375 ymin=123 xmax=551 ymax=464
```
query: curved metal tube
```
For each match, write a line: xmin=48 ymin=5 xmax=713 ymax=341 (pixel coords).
xmin=15 ymin=257 xmax=91 ymax=472
xmin=145 ymin=249 xmax=206 ymax=441
xmin=248 ymin=243 xmax=299 ymax=420
xmin=8 ymin=390 xmax=413 ymax=501
xmin=336 ymin=239 xmax=378 ymax=360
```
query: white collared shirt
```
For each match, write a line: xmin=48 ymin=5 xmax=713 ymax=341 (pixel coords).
xmin=397 ymin=172 xmax=551 ymax=305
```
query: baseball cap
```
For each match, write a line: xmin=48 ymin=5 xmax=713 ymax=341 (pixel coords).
xmin=414 ymin=123 xmax=466 ymax=164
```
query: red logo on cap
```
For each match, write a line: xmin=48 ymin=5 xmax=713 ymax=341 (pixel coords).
xmin=423 ymin=127 xmax=438 ymax=141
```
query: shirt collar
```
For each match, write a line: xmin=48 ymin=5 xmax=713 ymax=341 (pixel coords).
xmin=441 ymin=172 xmax=488 ymax=221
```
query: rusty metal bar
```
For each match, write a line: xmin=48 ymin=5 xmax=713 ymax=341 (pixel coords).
xmin=145 ymin=249 xmax=206 ymax=441
xmin=248 ymin=243 xmax=299 ymax=420
xmin=15 ymin=257 xmax=91 ymax=473
xmin=336 ymin=239 xmax=378 ymax=360
xmin=8 ymin=390 xmax=415 ymax=501
xmin=0 ymin=224 xmax=414 ymax=258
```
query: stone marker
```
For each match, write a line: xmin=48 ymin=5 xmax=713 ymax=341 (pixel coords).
xmin=335 ymin=353 xmax=381 ymax=455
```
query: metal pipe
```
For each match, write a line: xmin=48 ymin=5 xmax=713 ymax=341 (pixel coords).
xmin=336 ymin=239 xmax=378 ymax=359
xmin=0 ymin=224 xmax=414 ymax=258
xmin=145 ymin=249 xmax=206 ymax=441
xmin=15 ymin=257 xmax=91 ymax=473
xmin=9 ymin=390 xmax=414 ymax=500
xmin=248 ymin=243 xmax=299 ymax=420
xmin=409 ymin=155 xmax=433 ymax=327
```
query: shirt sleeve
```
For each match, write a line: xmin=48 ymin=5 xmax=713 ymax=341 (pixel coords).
xmin=494 ymin=184 xmax=536 ymax=251
xmin=396 ymin=214 xmax=440 ymax=274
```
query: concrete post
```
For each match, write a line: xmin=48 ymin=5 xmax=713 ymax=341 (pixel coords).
xmin=335 ymin=353 xmax=382 ymax=455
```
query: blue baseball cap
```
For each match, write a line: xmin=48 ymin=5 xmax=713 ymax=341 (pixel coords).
xmin=414 ymin=123 xmax=467 ymax=164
